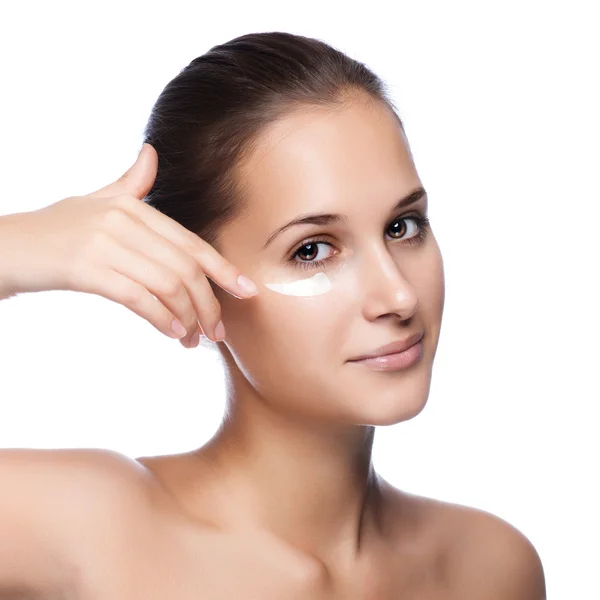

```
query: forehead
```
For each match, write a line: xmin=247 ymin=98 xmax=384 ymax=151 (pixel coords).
xmin=230 ymin=99 xmax=420 ymax=239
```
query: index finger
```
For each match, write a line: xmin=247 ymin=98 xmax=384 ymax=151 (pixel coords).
xmin=118 ymin=195 xmax=259 ymax=299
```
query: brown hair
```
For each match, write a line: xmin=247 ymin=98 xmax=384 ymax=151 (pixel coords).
xmin=142 ymin=31 xmax=404 ymax=257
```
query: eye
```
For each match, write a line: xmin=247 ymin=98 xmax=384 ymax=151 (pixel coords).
xmin=295 ymin=241 xmax=334 ymax=263
xmin=291 ymin=239 xmax=337 ymax=271
xmin=386 ymin=214 xmax=426 ymax=242
xmin=290 ymin=213 xmax=430 ymax=272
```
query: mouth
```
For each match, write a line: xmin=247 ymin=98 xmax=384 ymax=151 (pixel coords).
xmin=348 ymin=331 xmax=425 ymax=361
xmin=347 ymin=331 xmax=425 ymax=372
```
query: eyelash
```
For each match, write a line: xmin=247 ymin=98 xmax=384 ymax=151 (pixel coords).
xmin=290 ymin=214 xmax=431 ymax=271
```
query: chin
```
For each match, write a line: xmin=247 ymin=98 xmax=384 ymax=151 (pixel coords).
xmin=365 ymin=397 xmax=429 ymax=426
xmin=343 ymin=365 xmax=433 ymax=427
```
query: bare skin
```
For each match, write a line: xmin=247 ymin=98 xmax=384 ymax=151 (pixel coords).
xmin=0 ymin=448 xmax=544 ymax=599
xmin=0 ymin=93 xmax=546 ymax=598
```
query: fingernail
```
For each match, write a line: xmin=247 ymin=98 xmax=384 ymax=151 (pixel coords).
xmin=214 ymin=320 xmax=226 ymax=341
xmin=190 ymin=330 xmax=200 ymax=347
xmin=171 ymin=319 xmax=187 ymax=339
xmin=237 ymin=274 xmax=258 ymax=296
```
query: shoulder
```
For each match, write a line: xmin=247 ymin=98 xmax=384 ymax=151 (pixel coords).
xmin=0 ymin=447 xmax=157 ymax=594
xmin=451 ymin=503 xmax=546 ymax=599
xmin=414 ymin=492 xmax=546 ymax=599
xmin=0 ymin=446 xmax=153 ymax=513
xmin=49 ymin=447 xmax=159 ymax=530
xmin=4 ymin=447 xmax=159 ymax=544
xmin=382 ymin=486 xmax=546 ymax=599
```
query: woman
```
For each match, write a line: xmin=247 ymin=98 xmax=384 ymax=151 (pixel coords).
xmin=0 ymin=31 xmax=545 ymax=599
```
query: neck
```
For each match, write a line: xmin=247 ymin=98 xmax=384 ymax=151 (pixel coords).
xmin=190 ymin=367 xmax=386 ymax=566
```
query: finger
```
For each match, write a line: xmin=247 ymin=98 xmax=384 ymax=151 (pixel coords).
xmin=99 ymin=235 xmax=209 ymax=345
xmin=82 ymin=266 xmax=189 ymax=342
xmin=107 ymin=210 xmax=225 ymax=343
xmin=119 ymin=196 xmax=259 ymax=299
xmin=86 ymin=143 xmax=158 ymax=201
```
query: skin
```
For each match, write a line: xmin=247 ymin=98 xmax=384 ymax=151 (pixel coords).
xmin=0 ymin=92 xmax=546 ymax=599
xmin=152 ymin=93 xmax=446 ymax=561
xmin=124 ymin=93 xmax=542 ymax=597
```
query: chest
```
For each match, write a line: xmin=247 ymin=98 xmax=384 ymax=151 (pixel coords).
xmin=75 ymin=527 xmax=451 ymax=600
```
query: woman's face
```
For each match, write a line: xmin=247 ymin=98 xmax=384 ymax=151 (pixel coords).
xmin=211 ymin=97 xmax=445 ymax=426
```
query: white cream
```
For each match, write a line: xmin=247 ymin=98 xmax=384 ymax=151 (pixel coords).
xmin=263 ymin=272 xmax=332 ymax=296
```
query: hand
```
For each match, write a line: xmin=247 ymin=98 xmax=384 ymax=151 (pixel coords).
xmin=1 ymin=143 xmax=259 ymax=348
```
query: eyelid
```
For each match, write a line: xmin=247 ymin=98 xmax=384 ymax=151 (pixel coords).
xmin=287 ymin=210 xmax=428 ymax=256
xmin=288 ymin=233 xmax=334 ymax=259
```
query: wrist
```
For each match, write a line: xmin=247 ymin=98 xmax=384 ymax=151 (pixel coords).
xmin=0 ymin=212 xmax=29 ymax=299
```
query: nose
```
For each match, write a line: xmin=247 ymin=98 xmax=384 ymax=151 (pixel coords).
xmin=358 ymin=245 xmax=419 ymax=322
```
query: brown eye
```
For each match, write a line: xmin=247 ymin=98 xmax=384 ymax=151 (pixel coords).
xmin=387 ymin=216 xmax=421 ymax=240
xmin=291 ymin=239 xmax=337 ymax=271
xmin=296 ymin=242 xmax=319 ymax=261
xmin=387 ymin=218 xmax=407 ymax=238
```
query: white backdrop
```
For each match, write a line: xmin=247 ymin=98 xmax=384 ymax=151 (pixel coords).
xmin=1 ymin=1 xmax=598 ymax=597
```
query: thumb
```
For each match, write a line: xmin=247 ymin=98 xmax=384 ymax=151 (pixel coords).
xmin=87 ymin=143 xmax=158 ymax=200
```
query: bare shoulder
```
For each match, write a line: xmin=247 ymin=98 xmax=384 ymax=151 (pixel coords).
xmin=385 ymin=485 xmax=546 ymax=599
xmin=3 ymin=446 xmax=152 ymax=494
xmin=0 ymin=446 xmax=156 ymax=533
xmin=0 ymin=447 xmax=156 ymax=596
xmin=448 ymin=501 xmax=546 ymax=599
xmin=43 ymin=447 xmax=159 ymax=529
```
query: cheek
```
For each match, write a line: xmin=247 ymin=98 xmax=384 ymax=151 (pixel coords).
xmin=217 ymin=285 xmax=349 ymax=361
xmin=430 ymin=242 xmax=445 ymax=308
xmin=415 ymin=241 xmax=445 ymax=327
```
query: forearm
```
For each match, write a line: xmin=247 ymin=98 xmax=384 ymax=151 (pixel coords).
xmin=0 ymin=212 xmax=28 ymax=300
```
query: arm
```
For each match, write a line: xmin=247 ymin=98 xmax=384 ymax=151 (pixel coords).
xmin=0 ymin=213 xmax=28 ymax=301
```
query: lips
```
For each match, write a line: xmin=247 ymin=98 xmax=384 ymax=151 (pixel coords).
xmin=348 ymin=331 xmax=424 ymax=361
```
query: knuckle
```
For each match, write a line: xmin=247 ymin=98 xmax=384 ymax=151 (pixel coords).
xmin=182 ymin=232 xmax=214 ymax=259
xmin=120 ymin=283 xmax=145 ymax=309
xmin=182 ymin=257 xmax=204 ymax=283
xmin=111 ymin=193 xmax=136 ymax=210
xmin=157 ymin=273 xmax=185 ymax=299
xmin=100 ymin=206 xmax=129 ymax=230
xmin=203 ymin=297 xmax=221 ymax=322
xmin=179 ymin=238 xmax=202 ymax=262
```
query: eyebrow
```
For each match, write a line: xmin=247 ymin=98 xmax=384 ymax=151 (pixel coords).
xmin=261 ymin=186 xmax=427 ymax=250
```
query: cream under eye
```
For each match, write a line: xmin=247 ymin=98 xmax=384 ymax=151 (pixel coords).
xmin=289 ymin=213 xmax=431 ymax=271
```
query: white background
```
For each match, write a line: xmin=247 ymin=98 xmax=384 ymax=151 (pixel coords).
xmin=1 ymin=1 xmax=598 ymax=597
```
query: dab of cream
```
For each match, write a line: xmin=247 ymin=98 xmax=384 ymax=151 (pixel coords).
xmin=264 ymin=272 xmax=332 ymax=296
